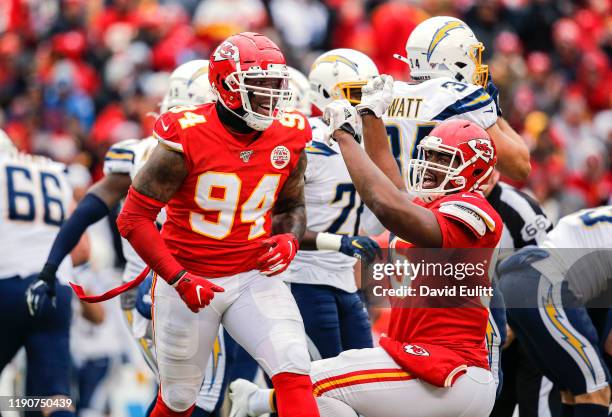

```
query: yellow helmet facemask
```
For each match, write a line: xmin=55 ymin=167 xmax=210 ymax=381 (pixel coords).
xmin=469 ymin=43 xmax=489 ymax=87
xmin=336 ymin=81 xmax=368 ymax=105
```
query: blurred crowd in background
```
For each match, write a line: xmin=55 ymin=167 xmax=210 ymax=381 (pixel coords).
xmin=0 ymin=0 xmax=610 ymax=223
xmin=0 ymin=1 xmax=609 ymax=415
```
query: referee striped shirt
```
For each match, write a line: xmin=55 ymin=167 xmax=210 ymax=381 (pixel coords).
xmin=486 ymin=182 xmax=552 ymax=249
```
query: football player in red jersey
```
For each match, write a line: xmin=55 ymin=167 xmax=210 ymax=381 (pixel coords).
xmin=317 ymin=76 xmax=502 ymax=416
xmin=113 ymin=33 xmax=319 ymax=417
xmin=229 ymin=76 xmax=503 ymax=417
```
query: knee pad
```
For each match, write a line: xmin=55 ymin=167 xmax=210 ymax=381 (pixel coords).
xmin=260 ymin=332 xmax=311 ymax=375
xmin=158 ymin=363 xmax=203 ymax=412
xmin=150 ymin=394 xmax=195 ymax=417
xmin=284 ymin=340 xmax=312 ymax=374
xmin=160 ymin=384 xmax=199 ymax=413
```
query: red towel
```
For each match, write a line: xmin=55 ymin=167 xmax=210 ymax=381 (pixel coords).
xmin=379 ymin=336 xmax=468 ymax=387
xmin=70 ymin=267 xmax=150 ymax=303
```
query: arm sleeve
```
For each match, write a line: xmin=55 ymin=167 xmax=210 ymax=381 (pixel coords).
xmin=46 ymin=193 xmax=110 ymax=268
xmin=116 ymin=187 xmax=184 ymax=282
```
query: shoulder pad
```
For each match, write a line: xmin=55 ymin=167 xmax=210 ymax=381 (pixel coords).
xmin=438 ymin=199 xmax=497 ymax=237
xmin=305 ymin=140 xmax=337 ymax=157
xmin=103 ymin=141 xmax=135 ymax=175
xmin=430 ymin=80 xmax=495 ymax=124
xmin=103 ymin=138 xmax=141 ymax=175
xmin=278 ymin=111 xmax=309 ymax=132
xmin=153 ymin=108 xmax=183 ymax=152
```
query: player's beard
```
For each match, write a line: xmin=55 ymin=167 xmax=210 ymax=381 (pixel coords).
xmin=216 ymin=101 xmax=256 ymax=134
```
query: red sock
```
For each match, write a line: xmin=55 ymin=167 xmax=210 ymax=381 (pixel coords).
xmin=149 ymin=394 xmax=195 ymax=417
xmin=272 ymin=372 xmax=320 ymax=417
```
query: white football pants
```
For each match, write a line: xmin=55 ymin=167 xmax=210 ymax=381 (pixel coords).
xmin=152 ymin=269 xmax=310 ymax=412
xmin=311 ymin=347 xmax=497 ymax=417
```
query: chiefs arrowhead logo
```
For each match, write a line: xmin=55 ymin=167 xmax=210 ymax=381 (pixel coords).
xmin=468 ymin=139 xmax=494 ymax=163
xmin=404 ymin=344 xmax=430 ymax=356
xmin=213 ymin=41 xmax=239 ymax=62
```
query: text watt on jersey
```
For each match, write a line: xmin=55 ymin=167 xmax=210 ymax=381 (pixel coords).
xmin=386 ymin=97 xmax=424 ymax=119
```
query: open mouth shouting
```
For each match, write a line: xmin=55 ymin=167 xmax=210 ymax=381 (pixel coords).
xmin=422 ymin=170 xmax=438 ymax=189
xmin=254 ymin=101 xmax=272 ymax=115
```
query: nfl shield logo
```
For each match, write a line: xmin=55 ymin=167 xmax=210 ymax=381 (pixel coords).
xmin=240 ymin=150 xmax=253 ymax=163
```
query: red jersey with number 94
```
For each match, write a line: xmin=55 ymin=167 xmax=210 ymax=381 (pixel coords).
xmin=153 ymin=103 xmax=310 ymax=277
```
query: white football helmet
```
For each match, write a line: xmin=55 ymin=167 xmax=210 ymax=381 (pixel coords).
xmin=160 ymin=59 xmax=215 ymax=112
xmin=308 ymin=48 xmax=379 ymax=113
xmin=287 ymin=66 xmax=312 ymax=116
xmin=395 ymin=16 xmax=488 ymax=87
xmin=0 ymin=129 xmax=16 ymax=155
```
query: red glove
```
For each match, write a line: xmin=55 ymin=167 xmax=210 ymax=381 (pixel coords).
xmin=256 ymin=233 xmax=299 ymax=276
xmin=173 ymin=272 xmax=225 ymax=313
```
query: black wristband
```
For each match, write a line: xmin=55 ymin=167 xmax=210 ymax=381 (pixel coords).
xmin=339 ymin=124 xmax=362 ymax=144
xmin=168 ymin=270 xmax=187 ymax=286
xmin=357 ymin=108 xmax=375 ymax=117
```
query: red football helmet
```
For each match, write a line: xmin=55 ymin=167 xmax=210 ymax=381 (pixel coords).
xmin=208 ymin=32 xmax=292 ymax=131
xmin=407 ymin=119 xmax=497 ymax=201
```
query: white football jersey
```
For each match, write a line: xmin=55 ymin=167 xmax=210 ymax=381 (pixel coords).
xmin=283 ymin=117 xmax=361 ymax=293
xmin=103 ymin=137 xmax=160 ymax=281
xmin=0 ymin=152 xmax=73 ymax=281
xmin=383 ymin=77 xmax=498 ymax=184
xmin=532 ymin=206 xmax=612 ymax=301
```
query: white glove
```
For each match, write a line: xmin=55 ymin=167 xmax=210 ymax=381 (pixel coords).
xmin=356 ymin=74 xmax=394 ymax=118
xmin=323 ymin=99 xmax=362 ymax=144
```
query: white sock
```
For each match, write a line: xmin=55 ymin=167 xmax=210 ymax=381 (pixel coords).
xmin=248 ymin=388 xmax=275 ymax=416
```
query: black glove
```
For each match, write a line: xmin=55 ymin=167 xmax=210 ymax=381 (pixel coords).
xmin=26 ymin=263 xmax=57 ymax=317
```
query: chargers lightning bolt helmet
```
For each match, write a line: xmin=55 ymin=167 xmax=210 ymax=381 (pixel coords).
xmin=160 ymin=60 xmax=215 ymax=113
xmin=308 ymin=48 xmax=379 ymax=113
xmin=395 ymin=16 xmax=488 ymax=87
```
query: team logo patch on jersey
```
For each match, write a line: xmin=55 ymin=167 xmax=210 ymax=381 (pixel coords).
xmin=404 ymin=344 xmax=430 ymax=356
xmin=270 ymin=145 xmax=290 ymax=169
xmin=240 ymin=150 xmax=253 ymax=163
